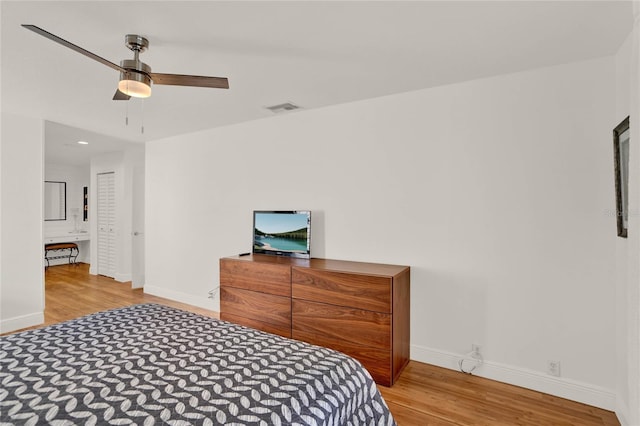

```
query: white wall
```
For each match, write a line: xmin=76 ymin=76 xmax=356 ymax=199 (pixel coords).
xmin=122 ymin=144 xmax=145 ymax=283
xmin=146 ymin=56 xmax=618 ymax=409
xmin=616 ymin=5 xmax=640 ymax=425
xmin=0 ymin=112 xmax=44 ymax=332
xmin=126 ymin=144 xmax=145 ymax=289
xmin=615 ymin=28 xmax=634 ymax=426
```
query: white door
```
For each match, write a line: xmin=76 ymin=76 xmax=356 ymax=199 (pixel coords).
xmin=97 ymin=172 xmax=116 ymax=278
xmin=131 ymin=165 xmax=145 ymax=288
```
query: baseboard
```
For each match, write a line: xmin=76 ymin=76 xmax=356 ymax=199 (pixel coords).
xmin=144 ymin=284 xmax=214 ymax=311
xmin=85 ymin=270 xmax=130 ymax=283
xmin=87 ymin=266 xmax=129 ymax=282
xmin=114 ymin=273 xmax=132 ymax=283
xmin=0 ymin=311 xmax=44 ymax=334
xmin=616 ymin=398 xmax=631 ymax=426
xmin=411 ymin=344 xmax=616 ymax=411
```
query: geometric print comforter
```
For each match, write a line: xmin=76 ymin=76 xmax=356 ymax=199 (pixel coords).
xmin=0 ymin=304 xmax=396 ymax=425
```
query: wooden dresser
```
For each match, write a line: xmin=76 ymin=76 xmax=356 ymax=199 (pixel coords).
xmin=219 ymin=254 xmax=410 ymax=386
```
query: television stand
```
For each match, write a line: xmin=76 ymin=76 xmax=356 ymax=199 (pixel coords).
xmin=219 ymin=254 xmax=410 ymax=386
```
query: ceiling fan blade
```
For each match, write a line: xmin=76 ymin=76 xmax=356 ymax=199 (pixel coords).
xmin=112 ymin=89 xmax=131 ymax=101
xmin=150 ymin=73 xmax=229 ymax=89
xmin=22 ymin=24 xmax=125 ymax=73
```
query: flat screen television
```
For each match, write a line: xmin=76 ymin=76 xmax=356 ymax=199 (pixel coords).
xmin=253 ymin=210 xmax=311 ymax=259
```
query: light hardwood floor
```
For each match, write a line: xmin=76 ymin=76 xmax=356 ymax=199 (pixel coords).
xmin=7 ymin=263 xmax=621 ymax=426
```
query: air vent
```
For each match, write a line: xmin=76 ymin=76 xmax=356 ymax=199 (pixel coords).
xmin=265 ymin=102 xmax=301 ymax=114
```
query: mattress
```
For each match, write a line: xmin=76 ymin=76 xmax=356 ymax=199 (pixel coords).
xmin=0 ymin=303 xmax=396 ymax=425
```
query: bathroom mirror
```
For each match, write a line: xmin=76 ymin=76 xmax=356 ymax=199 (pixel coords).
xmin=44 ymin=181 xmax=66 ymax=221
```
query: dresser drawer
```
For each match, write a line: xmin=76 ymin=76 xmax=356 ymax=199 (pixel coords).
xmin=221 ymin=312 xmax=291 ymax=338
xmin=292 ymin=300 xmax=392 ymax=386
xmin=292 ymin=267 xmax=391 ymax=313
xmin=220 ymin=258 xmax=291 ymax=297
xmin=292 ymin=300 xmax=390 ymax=350
xmin=220 ymin=287 xmax=291 ymax=330
xmin=299 ymin=335 xmax=391 ymax=386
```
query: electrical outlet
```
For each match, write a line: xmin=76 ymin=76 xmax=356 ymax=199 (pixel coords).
xmin=547 ymin=360 xmax=561 ymax=377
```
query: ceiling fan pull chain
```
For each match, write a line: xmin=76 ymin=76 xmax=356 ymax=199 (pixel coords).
xmin=141 ymin=99 xmax=145 ymax=134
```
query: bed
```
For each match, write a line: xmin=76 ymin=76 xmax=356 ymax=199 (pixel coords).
xmin=0 ymin=304 xmax=396 ymax=425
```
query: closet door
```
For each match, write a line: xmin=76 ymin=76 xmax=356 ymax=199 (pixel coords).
xmin=97 ymin=172 xmax=116 ymax=278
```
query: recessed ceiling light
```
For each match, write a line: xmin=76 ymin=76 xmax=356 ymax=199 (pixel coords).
xmin=77 ymin=141 xmax=89 ymax=145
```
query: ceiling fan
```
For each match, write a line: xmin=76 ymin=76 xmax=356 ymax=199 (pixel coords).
xmin=22 ymin=25 xmax=229 ymax=101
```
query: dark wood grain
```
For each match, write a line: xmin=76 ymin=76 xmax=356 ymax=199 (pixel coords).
xmin=292 ymin=299 xmax=392 ymax=384
xmin=292 ymin=267 xmax=392 ymax=313
xmin=220 ymin=257 xmax=291 ymax=297
xmin=392 ymin=268 xmax=411 ymax=384
xmin=307 ymin=258 xmax=409 ymax=277
xmin=220 ymin=312 xmax=291 ymax=338
xmin=220 ymin=287 xmax=291 ymax=332
xmin=226 ymin=253 xmax=311 ymax=267
xmin=292 ymin=326 xmax=392 ymax=386
xmin=220 ymin=255 xmax=410 ymax=387
xmin=292 ymin=299 xmax=391 ymax=348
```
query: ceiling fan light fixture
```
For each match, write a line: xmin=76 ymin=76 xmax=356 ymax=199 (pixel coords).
xmin=118 ymin=72 xmax=152 ymax=98
xmin=22 ymin=25 xmax=229 ymax=103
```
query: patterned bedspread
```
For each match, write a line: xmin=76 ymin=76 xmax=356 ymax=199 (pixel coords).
xmin=0 ymin=304 xmax=396 ymax=425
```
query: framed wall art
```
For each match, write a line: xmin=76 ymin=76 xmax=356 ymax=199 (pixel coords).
xmin=614 ymin=116 xmax=630 ymax=238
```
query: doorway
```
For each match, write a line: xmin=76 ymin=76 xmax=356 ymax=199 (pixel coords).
xmin=132 ymin=164 xmax=145 ymax=288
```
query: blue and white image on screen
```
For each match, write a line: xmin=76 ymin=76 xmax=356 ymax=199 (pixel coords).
xmin=254 ymin=212 xmax=309 ymax=253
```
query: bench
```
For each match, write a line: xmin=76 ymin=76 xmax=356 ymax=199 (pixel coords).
xmin=44 ymin=243 xmax=79 ymax=269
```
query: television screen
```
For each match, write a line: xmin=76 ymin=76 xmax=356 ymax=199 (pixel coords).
xmin=253 ymin=210 xmax=311 ymax=259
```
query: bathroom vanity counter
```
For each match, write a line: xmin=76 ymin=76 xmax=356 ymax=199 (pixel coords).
xmin=44 ymin=232 xmax=89 ymax=244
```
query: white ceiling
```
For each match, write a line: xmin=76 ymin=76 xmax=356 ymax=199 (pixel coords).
xmin=43 ymin=120 xmax=133 ymax=167
xmin=1 ymin=1 xmax=634 ymax=166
